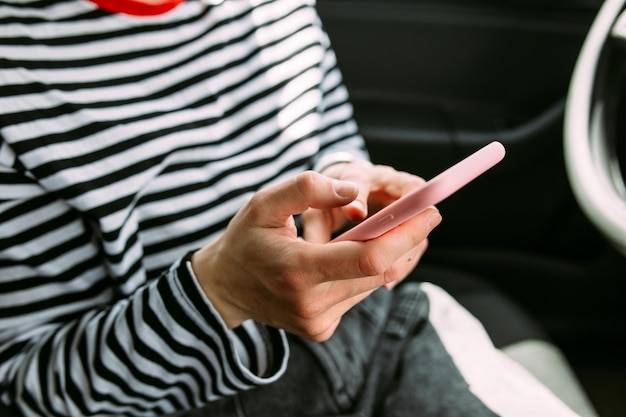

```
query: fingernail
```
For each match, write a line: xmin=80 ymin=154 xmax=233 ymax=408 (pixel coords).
xmin=427 ymin=212 xmax=442 ymax=232
xmin=333 ymin=180 xmax=358 ymax=198
xmin=349 ymin=199 xmax=366 ymax=214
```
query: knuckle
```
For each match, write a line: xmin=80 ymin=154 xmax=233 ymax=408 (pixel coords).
xmin=285 ymin=299 xmax=338 ymax=341
xmin=274 ymin=269 xmax=306 ymax=296
xmin=295 ymin=317 xmax=336 ymax=342
xmin=307 ymin=326 xmax=337 ymax=342
xmin=379 ymin=165 xmax=397 ymax=175
xmin=291 ymin=297 xmax=323 ymax=322
xmin=357 ymin=249 xmax=390 ymax=277
xmin=295 ymin=171 xmax=318 ymax=197
xmin=245 ymin=190 xmax=271 ymax=216
xmin=382 ymin=263 xmax=404 ymax=285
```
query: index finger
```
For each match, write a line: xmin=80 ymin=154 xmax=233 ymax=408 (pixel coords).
xmin=320 ymin=162 xmax=372 ymax=221
xmin=323 ymin=163 xmax=426 ymax=222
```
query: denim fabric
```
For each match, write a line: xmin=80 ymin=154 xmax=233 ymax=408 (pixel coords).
xmin=180 ymin=283 xmax=498 ymax=417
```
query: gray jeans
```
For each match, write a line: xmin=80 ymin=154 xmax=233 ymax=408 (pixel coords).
xmin=183 ymin=283 xmax=498 ymax=417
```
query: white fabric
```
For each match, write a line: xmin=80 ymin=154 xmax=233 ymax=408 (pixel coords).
xmin=423 ymin=283 xmax=581 ymax=417
xmin=503 ymin=340 xmax=598 ymax=417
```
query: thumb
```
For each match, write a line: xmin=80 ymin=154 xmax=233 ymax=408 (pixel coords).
xmin=249 ymin=171 xmax=358 ymax=228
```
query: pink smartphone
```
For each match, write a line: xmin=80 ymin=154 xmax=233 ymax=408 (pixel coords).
xmin=332 ymin=141 xmax=506 ymax=242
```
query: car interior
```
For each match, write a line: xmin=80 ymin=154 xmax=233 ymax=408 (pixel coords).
xmin=316 ymin=0 xmax=626 ymax=416
xmin=1 ymin=2 xmax=622 ymax=417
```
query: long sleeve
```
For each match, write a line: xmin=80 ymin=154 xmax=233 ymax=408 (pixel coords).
xmin=309 ymin=13 xmax=371 ymax=170
xmin=0 ymin=149 xmax=288 ymax=416
xmin=0 ymin=234 xmax=287 ymax=416
xmin=0 ymin=1 xmax=364 ymax=415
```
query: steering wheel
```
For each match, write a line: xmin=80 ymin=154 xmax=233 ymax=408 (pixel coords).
xmin=564 ymin=0 xmax=626 ymax=255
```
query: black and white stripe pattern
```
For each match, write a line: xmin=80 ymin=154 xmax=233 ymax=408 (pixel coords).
xmin=0 ymin=0 xmax=367 ymax=415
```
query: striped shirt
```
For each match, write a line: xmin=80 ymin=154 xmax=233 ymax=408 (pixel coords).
xmin=0 ymin=0 xmax=368 ymax=415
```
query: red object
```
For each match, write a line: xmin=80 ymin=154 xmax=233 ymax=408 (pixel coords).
xmin=88 ymin=0 xmax=185 ymax=16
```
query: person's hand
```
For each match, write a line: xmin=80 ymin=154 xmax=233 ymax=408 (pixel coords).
xmin=191 ymin=170 xmax=441 ymax=341
xmin=302 ymin=161 xmax=439 ymax=289
xmin=302 ymin=161 xmax=429 ymax=240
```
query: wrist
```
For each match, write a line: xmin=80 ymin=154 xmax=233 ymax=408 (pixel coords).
xmin=190 ymin=243 xmax=247 ymax=329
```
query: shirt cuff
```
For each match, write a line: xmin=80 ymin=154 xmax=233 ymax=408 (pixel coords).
xmin=313 ymin=150 xmax=372 ymax=173
xmin=172 ymin=253 xmax=289 ymax=385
